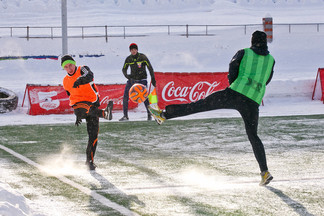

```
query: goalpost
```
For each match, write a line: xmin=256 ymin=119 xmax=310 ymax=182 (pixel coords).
xmin=61 ymin=0 xmax=68 ymax=55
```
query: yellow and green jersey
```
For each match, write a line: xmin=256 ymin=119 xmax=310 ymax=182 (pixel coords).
xmin=230 ymin=48 xmax=274 ymax=105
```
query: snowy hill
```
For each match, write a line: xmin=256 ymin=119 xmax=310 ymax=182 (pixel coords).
xmin=2 ymin=0 xmax=324 ymax=26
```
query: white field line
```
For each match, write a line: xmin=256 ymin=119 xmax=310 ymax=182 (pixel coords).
xmin=0 ymin=144 xmax=139 ymax=216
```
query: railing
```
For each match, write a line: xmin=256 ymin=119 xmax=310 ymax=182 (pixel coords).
xmin=0 ymin=23 xmax=323 ymax=41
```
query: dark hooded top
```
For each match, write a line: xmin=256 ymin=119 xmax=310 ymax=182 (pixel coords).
xmin=228 ymin=31 xmax=275 ymax=85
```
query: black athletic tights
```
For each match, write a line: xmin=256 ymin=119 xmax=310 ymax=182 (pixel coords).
xmin=73 ymin=101 xmax=104 ymax=163
xmin=164 ymin=88 xmax=268 ymax=172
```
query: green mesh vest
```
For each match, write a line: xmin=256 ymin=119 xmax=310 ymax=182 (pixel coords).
xmin=229 ymin=48 xmax=274 ymax=105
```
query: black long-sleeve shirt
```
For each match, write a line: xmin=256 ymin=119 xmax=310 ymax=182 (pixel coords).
xmin=122 ymin=52 xmax=155 ymax=81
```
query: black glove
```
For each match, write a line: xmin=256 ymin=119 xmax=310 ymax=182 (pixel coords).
xmin=73 ymin=79 xmax=81 ymax=88
xmin=151 ymin=78 xmax=156 ymax=87
xmin=75 ymin=117 xmax=82 ymax=126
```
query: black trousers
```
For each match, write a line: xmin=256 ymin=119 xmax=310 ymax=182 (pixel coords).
xmin=73 ymin=101 xmax=104 ymax=163
xmin=164 ymin=88 xmax=268 ymax=172
xmin=122 ymin=79 xmax=150 ymax=117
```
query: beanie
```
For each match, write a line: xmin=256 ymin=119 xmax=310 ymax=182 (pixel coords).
xmin=129 ymin=43 xmax=138 ymax=51
xmin=251 ymin=31 xmax=267 ymax=47
xmin=61 ymin=55 xmax=76 ymax=69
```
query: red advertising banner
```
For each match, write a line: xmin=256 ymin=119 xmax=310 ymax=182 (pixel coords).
xmin=154 ymin=72 xmax=229 ymax=109
xmin=312 ymin=68 xmax=324 ymax=103
xmin=23 ymin=84 xmax=138 ymax=115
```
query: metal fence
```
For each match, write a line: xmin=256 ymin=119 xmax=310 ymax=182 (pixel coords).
xmin=0 ymin=23 xmax=323 ymax=42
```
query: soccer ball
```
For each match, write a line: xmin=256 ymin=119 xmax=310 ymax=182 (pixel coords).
xmin=129 ymin=83 xmax=149 ymax=103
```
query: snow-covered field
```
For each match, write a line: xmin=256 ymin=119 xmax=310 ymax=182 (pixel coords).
xmin=1 ymin=0 xmax=324 ymax=215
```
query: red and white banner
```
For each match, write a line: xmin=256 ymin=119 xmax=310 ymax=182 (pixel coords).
xmin=22 ymin=72 xmax=229 ymax=115
xmin=312 ymin=68 xmax=324 ymax=103
xmin=23 ymin=84 xmax=138 ymax=115
xmin=154 ymin=72 xmax=229 ymax=109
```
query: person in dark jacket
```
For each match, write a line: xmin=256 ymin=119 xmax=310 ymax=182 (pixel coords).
xmin=62 ymin=55 xmax=113 ymax=170
xmin=119 ymin=43 xmax=156 ymax=121
xmin=148 ymin=31 xmax=275 ymax=186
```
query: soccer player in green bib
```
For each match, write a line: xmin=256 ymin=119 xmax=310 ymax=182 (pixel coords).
xmin=149 ymin=31 xmax=275 ymax=186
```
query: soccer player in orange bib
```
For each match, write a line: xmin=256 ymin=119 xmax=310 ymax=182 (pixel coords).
xmin=62 ymin=55 xmax=113 ymax=170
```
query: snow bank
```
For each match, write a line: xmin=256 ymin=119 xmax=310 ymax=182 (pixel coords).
xmin=0 ymin=0 xmax=214 ymax=13
xmin=0 ymin=181 xmax=32 ymax=216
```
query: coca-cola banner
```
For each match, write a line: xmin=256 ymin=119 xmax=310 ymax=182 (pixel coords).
xmin=23 ymin=84 xmax=138 ymax=115
xmin=154 ymin=72 xmax=229 ymax=109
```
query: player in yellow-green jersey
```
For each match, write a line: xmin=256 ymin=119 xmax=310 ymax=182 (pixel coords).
xmin=149 ymin=31 xmax=275 ymax=186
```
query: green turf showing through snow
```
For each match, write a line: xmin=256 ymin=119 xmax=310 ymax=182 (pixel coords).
xmin=0 ymin=115 xmax=324 ymax=215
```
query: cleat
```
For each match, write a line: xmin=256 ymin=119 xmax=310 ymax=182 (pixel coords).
xmin=104 ymin=100 xmax=113 ymax=120
xmin=85 ymin=160 xmax=97 ymax=171
xmin=148 ymin=105 xmax=165 ymax=125
xmin=259 ymin=171 xmax=273 ymax=186
xmin=147 ymin=113 xmax=152 ymax=121
xmin=119 ymin=116 xmax=129 ymax=121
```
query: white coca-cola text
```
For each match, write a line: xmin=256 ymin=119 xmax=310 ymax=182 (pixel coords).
xmin=100 ymin=96 xmax=123 ymax=105
xmin=162 ymin=81 xmax=221 ymax=102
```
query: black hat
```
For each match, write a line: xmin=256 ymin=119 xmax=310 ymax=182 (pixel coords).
xmin=129 ymin=43 xmax=138 ymax=51
xmin=251 ymin=31 xmax=267 ymax=47
xmin=61 ymin=55 xmax=76 ymax=68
